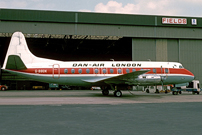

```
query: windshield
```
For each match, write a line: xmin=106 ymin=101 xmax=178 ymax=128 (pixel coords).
xmin=179 ymin=65 xmax=184 ymax=68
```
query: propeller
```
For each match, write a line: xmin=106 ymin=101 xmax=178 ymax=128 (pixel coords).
xmin=160 ymin=66 xmax=165 ymax=91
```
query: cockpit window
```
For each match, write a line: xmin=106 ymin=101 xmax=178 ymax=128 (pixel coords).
xmin=179 ymin=65 xmax=184 ymax=68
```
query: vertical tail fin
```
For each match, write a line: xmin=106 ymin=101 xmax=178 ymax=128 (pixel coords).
xmin=2 ymin=32 xmax=36 ymax=69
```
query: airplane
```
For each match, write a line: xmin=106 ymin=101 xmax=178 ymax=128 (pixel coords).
xmin=2 ymin=32 xmax=194 ymax=97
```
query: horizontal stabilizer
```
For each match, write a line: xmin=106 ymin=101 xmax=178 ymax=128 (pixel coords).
xmin=5 ymin=55 xmax=27 ymax=70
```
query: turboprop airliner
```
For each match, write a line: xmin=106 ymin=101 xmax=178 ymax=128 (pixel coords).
xmin=2 ymin=32 xmax=194 ymax=97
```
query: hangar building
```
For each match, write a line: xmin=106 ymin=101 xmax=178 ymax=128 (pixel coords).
xmin=0 ymin=9 xmax=202 ymax=89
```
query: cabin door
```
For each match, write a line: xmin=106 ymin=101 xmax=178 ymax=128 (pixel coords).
xmin=161 ymin=66 xmax=169 ymax=81
xmin=53 ymin=64 xmax=60 ymax=79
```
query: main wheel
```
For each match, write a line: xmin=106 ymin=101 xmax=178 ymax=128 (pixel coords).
xmin=146 ymin=89 xmax=149 ymax=93
xmin=102 ymin=89 xmax=109 ymax=96
xmin=114 ymin=90 xmax=122 ymax=97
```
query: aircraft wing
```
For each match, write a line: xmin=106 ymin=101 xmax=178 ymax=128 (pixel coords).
xmin=82 ymin=70 xmax=150 ymax=84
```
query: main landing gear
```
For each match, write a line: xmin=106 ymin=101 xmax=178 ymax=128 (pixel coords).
xmin=101 ymin=86 xmax=123 ymax=97
xmin=114 ymin=90 xmax=122 ymax=97
xmin=102 ymin=89 xmax=109 ymax=96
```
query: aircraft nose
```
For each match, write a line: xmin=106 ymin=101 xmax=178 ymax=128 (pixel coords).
xmin=190 ymin=75 xmax=195 ymax=81
xmin=188 ymin=70 xmax=195 ymax=81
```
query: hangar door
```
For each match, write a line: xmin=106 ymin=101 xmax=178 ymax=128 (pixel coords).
xmin=132 ymin=39 xmax=156 ymax=61
xmin=132 ymin=38 xmax=178 ymax=62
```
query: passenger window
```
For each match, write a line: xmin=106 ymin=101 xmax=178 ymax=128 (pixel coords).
xmin=118 ymin=69 xmax=122 ymax=74
xmin=153 ymin=68 xmax=156 ymax=73
xmin=71 ymin=69 xmax=75 ymax=74
xmin=103 ymin=69 xmax=106 ymax=74
xmin=64 ymin=69 xmax=68 ymax=74
xmin=126 ymin=69 xmax=130 ymax=73
xmin=132 ymin=68 xmax=136 ymax=72
xmin=95 ymin=69 xmax=99 ymax=74
xmin=110 ymin=69 xmax=114 ymax=74
xmin=179 ymin=65 xmax=183 ymax=68
xmin=78 ymin=69 xmax=82 ymax=74
xmin=86 ymin=69 xmax=90 ymax=74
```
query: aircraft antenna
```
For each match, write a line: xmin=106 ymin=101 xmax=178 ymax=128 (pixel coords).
xmin=110 ymin=59 xmax=114 ymax=61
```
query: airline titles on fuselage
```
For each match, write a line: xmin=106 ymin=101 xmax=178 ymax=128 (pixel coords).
xmin=72 ymin=63 xmax=142 ymax=67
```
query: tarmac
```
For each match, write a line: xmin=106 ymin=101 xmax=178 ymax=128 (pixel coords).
xmin=0 ymin=90 xmax=202 ymax=105
xmin=0 ymin=90 xmax=202 ymax=135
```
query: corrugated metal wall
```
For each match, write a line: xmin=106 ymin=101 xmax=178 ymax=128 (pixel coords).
xmin=132 ymin=39 xmax=156 ymax=61
xmin=155 ymin=27 xmax=202 ymax=39
xmin=167 ymin=39 xmax=179 ymax=62
xmin=0 ymin=21 xmax=75 ymax=34
xmin=156 ymin=39 xmax=167 ymax=61
xmin=132 ymin=38 xmax=168 ymax=61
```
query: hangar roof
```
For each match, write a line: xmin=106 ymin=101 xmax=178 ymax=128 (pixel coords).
xmin=0 ymin=8 xmax=201 ymax=28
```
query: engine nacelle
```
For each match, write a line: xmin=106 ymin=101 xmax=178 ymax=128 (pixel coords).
xmin=135 ymin=74 xmax=162 ymax=83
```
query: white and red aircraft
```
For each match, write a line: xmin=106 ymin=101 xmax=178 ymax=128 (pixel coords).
xmin=2 ymin=32 xmax=194 ymax=97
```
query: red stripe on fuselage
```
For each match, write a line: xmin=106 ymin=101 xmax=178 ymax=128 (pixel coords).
xmin=8 ymin=67 xmax=194 ymax=76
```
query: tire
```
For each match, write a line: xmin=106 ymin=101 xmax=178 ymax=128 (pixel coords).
xmin=102 ymin=90 xmax=109 ymax=96
xmin=114 ymin=90 xmax=122 ymax=97
xmin=146 ymin=89 xmax=149 ymax=93
xmin=197 ymin=92 xmax=200 ymax=95
xmin=1 ymin=87 xmax=6 ymax=91
xmin=155 ymin=89 xmax=159 ymax=93
xmin=172 ymin=91 xmax=178 ymax=95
